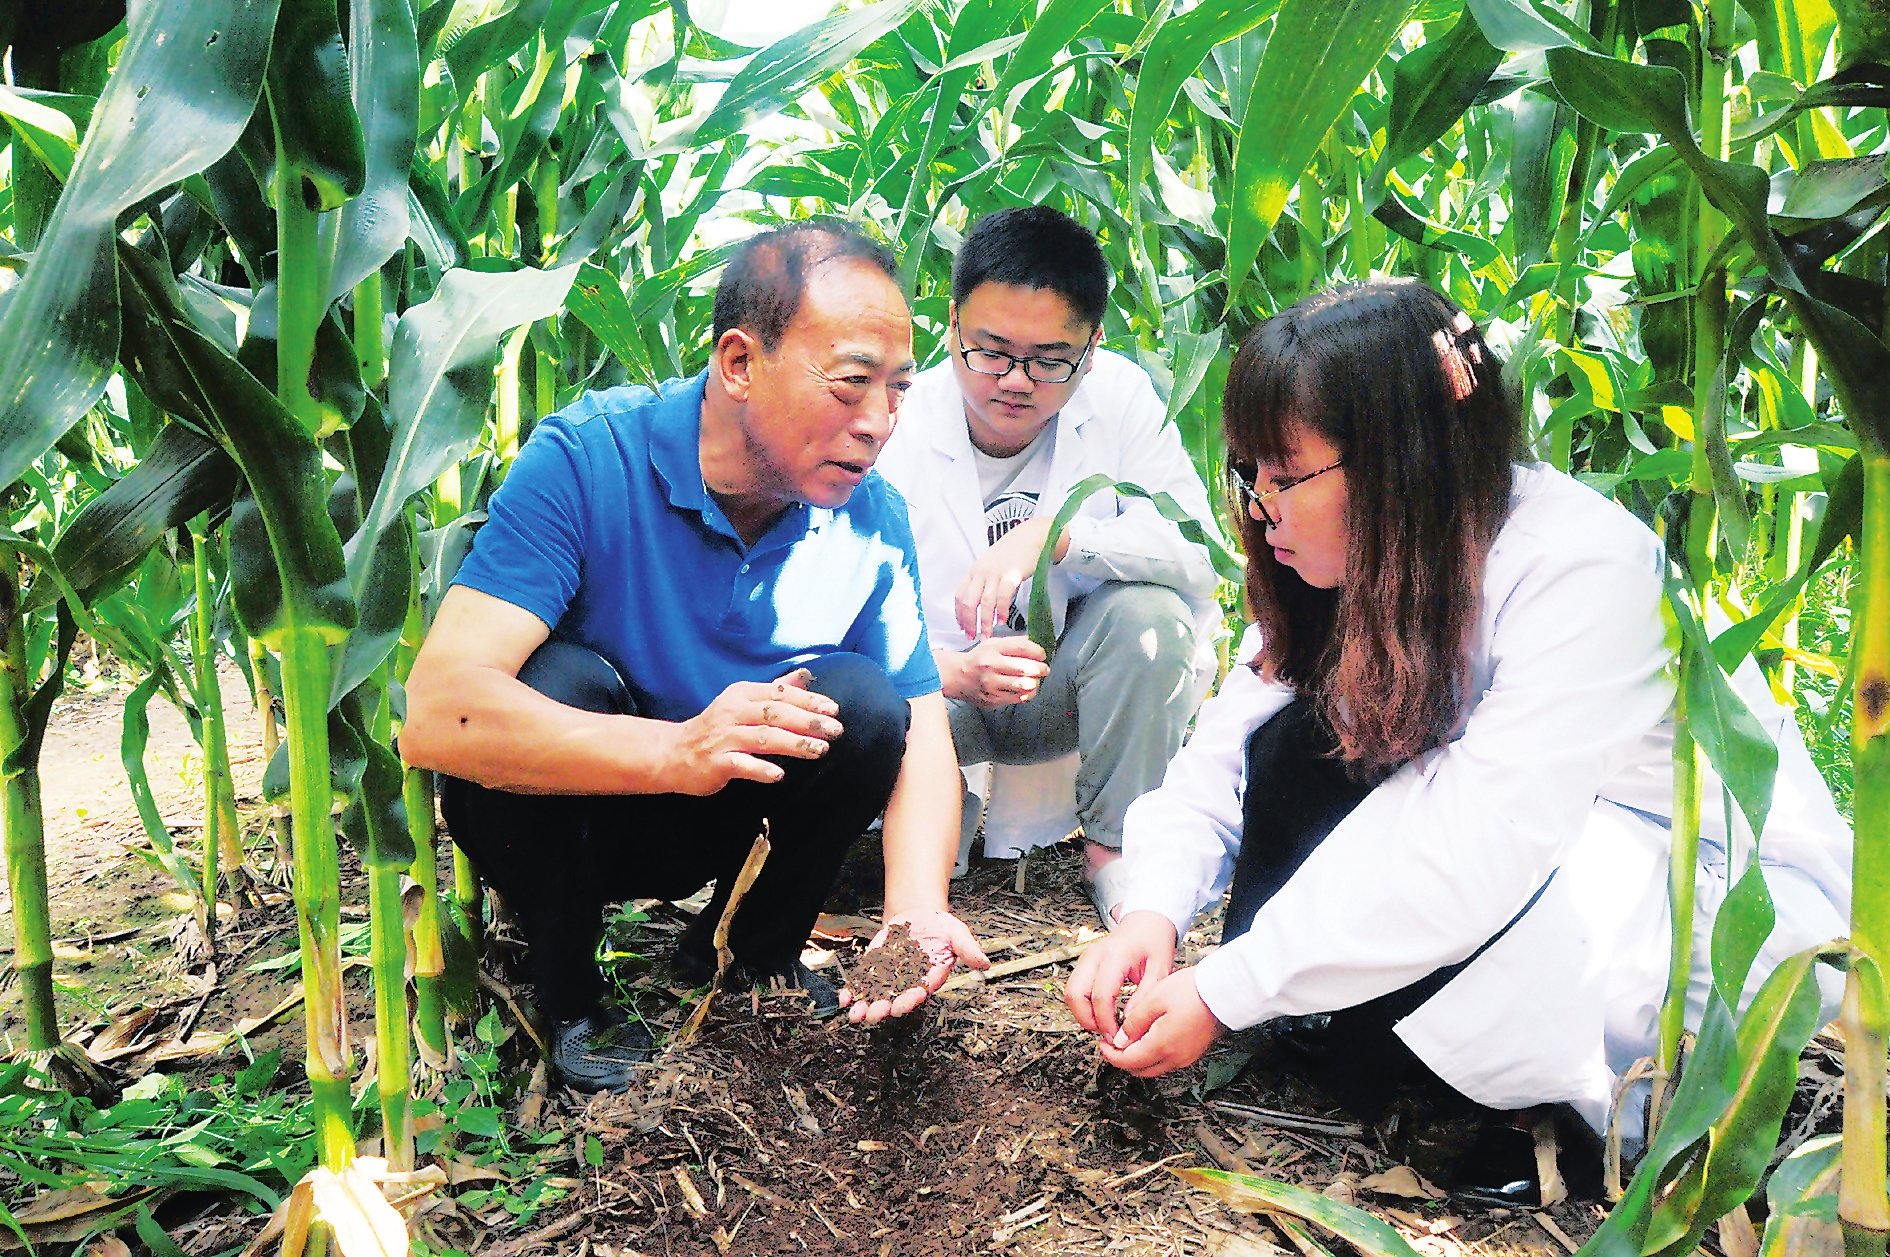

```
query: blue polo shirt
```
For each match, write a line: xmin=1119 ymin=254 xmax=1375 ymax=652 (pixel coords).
xmin=451 ymin=372 xmax=940 ymax=722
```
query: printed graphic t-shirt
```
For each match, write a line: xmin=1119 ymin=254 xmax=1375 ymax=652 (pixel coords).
xmin=969 ymin=426 xmax=1055 ymax=630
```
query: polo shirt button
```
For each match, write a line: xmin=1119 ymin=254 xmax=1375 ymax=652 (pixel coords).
xmin=739 ymin=563 xmax=749 ymax=573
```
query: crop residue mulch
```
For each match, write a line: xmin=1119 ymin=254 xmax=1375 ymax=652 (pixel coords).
xmin=472 ymin=842 xmax=1620 ymax=1257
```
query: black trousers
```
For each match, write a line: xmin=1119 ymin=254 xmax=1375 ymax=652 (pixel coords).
xmin=440 ymin=643 xmax=909 ymax=1022
xmin=1227 ymin=698 xmax=1476 ymax=1117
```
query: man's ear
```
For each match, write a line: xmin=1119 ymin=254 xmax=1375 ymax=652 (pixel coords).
xmin=946 ymin=300 xmax=958 ymax=335
xmin=712 ymin=327 xmax=760 ymax=402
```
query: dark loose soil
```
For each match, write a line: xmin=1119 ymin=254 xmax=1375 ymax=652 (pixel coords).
xmin=841 ymin=924 xmax=934 ymax=1004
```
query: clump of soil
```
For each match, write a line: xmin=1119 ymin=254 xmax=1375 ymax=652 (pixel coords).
xmin=842 ymin=924 xmax=933 ymax=1003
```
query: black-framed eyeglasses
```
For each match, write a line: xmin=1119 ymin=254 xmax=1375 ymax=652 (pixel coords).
xmin=1229 ymin=459 xmax=1344 ymax=526
xmin=954 ymin=328 xmax=1093 ymax=384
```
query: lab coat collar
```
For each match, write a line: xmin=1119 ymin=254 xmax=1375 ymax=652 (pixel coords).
xmin=924 ymin=376 xmax=1101 ymax=547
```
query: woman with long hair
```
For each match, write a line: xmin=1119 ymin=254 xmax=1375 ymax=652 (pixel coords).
xmin=1065 ymin=279 xmax=1851 ymax=1169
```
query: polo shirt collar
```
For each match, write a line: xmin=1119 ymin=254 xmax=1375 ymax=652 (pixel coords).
xmin=649 ymin=370 xmax=712 ymax=512
xmin=650 ymin=370 xmax=820 ymax=554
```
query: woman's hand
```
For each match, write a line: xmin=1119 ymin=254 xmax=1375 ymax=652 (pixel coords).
xmin=1099 ymin=968 xmax=1224 ymax=1078
xmin=1064 ymin=910 xmax=1178 ymax=1040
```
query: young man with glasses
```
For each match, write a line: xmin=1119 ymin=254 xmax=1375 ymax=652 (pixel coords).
xmin=876 ymin=207 xmax=1225 ymax=929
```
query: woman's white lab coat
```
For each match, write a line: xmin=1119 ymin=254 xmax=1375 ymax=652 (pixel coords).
xmin=1116 ymin=464 xmax=1852 ymax=1130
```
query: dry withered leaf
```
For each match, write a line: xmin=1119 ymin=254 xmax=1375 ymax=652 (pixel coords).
xmin=1359 ymin=1166 xmax=1446 ymax=1200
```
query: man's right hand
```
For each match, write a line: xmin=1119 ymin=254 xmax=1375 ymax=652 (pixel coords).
xmin=665 ymin=668 xmax=845 ymax=795
xmin=941 ymin=637 xmax=1050 ymax=709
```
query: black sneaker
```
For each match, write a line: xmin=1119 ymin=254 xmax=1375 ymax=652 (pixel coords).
xmin=674 ymin=950 xmax=844 ymax=1020
xmin=548 ymin=1006 xmax=655 ymax=1093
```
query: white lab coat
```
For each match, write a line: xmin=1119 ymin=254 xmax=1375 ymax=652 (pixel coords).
xmin=1117 ymin=464 xmax=1853 ymax=1130
xmin=876 ymin=348 xmax=1226 ymax=685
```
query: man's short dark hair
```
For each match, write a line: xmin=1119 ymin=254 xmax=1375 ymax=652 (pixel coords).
xmin=951 ymin=207 xmax=1109 ymax=331
xmin=712 ymin=220 xmax=898 ymax=352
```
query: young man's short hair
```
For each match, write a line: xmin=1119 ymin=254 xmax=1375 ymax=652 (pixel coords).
xmin=950 ymin=206 xmax=1109 ymax=331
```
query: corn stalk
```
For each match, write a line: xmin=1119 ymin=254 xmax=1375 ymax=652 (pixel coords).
xmin=0 ymin=563 xmax=57 ymax=1056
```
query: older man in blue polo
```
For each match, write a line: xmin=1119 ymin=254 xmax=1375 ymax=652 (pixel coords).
xmin=403 ymin=223 xmax=988 ymax=1092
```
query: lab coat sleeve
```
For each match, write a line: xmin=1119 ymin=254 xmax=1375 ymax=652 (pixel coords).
xmin=1191 ymin=522 xmax=1677 ymax=1031
xmin=1114 ymin=626 xmax=1297 ymax=936
xmin=1054 ymin=370 xmax=1224 ymax=602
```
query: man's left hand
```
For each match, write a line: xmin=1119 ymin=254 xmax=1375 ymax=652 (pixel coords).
xmin=839 ymin=909 xmax=989 ymax=1025
xmin=1096 ymin=968 xmax=1224 ymax=1077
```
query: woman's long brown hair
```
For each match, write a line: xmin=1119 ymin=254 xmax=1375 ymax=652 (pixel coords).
xmin=1224 ymin=279 xmax=1523 ymax=778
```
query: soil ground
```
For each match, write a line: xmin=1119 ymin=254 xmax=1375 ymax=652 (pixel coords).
xmin=8 ymin=671 xmax=1846 ymax=1257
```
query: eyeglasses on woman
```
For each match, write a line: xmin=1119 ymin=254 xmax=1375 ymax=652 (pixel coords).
xmin=1229 ymin=459 xmax=1344 ymax=526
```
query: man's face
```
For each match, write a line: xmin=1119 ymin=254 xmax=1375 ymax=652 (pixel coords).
xmin=739 ymin=259 xmax=916 ymax=508
xmin=950 ymin=282 xmax=1100 ymax=457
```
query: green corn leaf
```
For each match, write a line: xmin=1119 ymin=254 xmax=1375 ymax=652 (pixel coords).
xmin=0 ymin=0 xmax=278 ymax=496
xmin=1583 ymin=144 xmax=1680 ymax=247
xmin=1128 ymin=0 xmax=1284 ymax=263
xmin=1832 ymin=0 xmax=1890 ymax=65
xmin=565 ymin=261 xmax=662 ymax=387
xmin=1777 ymin=154 xmax=1890 ymax=221
xmin=690 ymin=0 xmax=931 ymax=148
xmin=120 ymin=667 xmax=204 ymax=901
xmin=894 ymin=70 xmax=976 ymax=261
xmin=443 ymin=0 xmax=550 ymax=85
xmin=351 ymin=262 xmax=582 ymax=597
xmin=1542 ymin=45 xmax=1890 ymax=456
xmin=748 ymin=165 xmax=851 ymax=202
xmin=265 ymin=0 xmax=367 ymax=211
xmin=1647 ymin=948 xmax=1833 ymax=1257
xmin=1174 ymin=1168 xmax=1427 ymax=1257
xmin=1785 ymin=287 xmax=1890 ymax=459
xmin=407 ymin=157 xmax=472 ymax=276
xmin=1711 ymin=855 xmax=1778 ymax=1010
xmin=1758 ymin=1135 xmax=1842 ymax=1257
xmin=325 ymin=0 xmax=420 ymax=304
xmin=1224 ymin=0 xmax=1415 ymax=302
xmin=117 ymin=249 xmax=356 ymax=646
xmin=988 ymin=0 xmax=1118 ymax=106
xmin=1165 ymin=329 xmax=1224 ymax=429
xmin=1590 ymin=946 xmax=1834 ymax=1257
xmin=1462 ymin=0 xmax=1598 ymax=50
xmin=331 ymin=513 xmax=415 ymax=706
xmin=1372 ymin=192 xmax=1504 ymax=266
xmin=0 ymin=84 xmax=87 ymax=184
xmin=1509 ymin=86 xmax=1577 ymax=271
xmin=337 ymin=686 xmax=417 ymax=868
xmin=1742 ymin=0 xmax=1839 ymax=85
xmin=1711 ymin=452 xmax=1862 ymax=669
xmin=46 ymin=422 xmax=239 ymax=606
xmin=1668 ymin=580 xmax=1778 ymax=841
xmin=1368 ymin=7 xmax=1505 ymax=201
xmin=1027 ymin=474 xmax=1241 ymax=659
